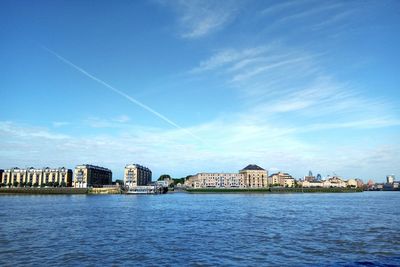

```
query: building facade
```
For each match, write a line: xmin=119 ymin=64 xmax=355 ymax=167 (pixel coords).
xmin=300 ymin=176 xmax=355 ymax=188
xmin=73 ymin=165 xmax=112 ymax=188
xmin=387 ymin=175 xmax=395 ymax=184
xmin=239 ymin=164 xmax=268 ymax=188
xmin=124 ymin=164 xmax=152 ymax=188
xmin=268 ymin=172 xmax=294 ymax=187
xmin=1 ymin=167 xmax=72 ymax=187
xmin=185 ymin=164 xmax=268 ymax=189
xmin=185 ymin=173 xmax=244 ymax=188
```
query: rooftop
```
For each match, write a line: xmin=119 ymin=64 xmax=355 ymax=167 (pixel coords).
xmin=241 ymin=164 xmax=265 ymax=171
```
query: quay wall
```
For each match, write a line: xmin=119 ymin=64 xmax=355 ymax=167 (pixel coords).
xmin=0 ymin=187 xmax=88 ymax=194
xmin=186 ymin=187 xmax=363 ymax=193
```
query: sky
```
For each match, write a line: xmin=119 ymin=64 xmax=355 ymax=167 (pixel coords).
xmin=0 ymin=0 xmax=399 ymax=182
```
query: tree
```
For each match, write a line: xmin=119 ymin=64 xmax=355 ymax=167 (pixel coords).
xmin=27 ymin=182 xmax=32 ymax=187
xmin=53 ymin=181 xmax=59 ymax=187
xmin=173 ymin=178 xmax=185 ymax=185
xmin=33 ymin=182 xmax=38 ymax=187
xmin=13 ymin=181 xmax=19 ymax=187
xmin=158 ymin=174 xmax=171 ymax=181
xmin=60 ymin=181 xmax=67 ymax=187
xmin=40 ymin=183 xmax=46 ymax=188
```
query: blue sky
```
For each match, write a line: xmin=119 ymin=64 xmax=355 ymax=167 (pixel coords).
xmin=1 ymin=0 xmax=399 ymax=181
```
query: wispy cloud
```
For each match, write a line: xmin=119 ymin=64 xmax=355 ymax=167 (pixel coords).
xmin=191 ymin=46 xmax=272 ymax=73
xmin=259 ymin=0 xmax=359 ymax=36
xmin=52 ymin=121 xmax=70 ymax=128
xmin=0 ymin=121 xmax=69 ymax=140
xmin=84 ymin=115 xmax=132 ymax=128
xmin=114 ymin=115 xmax=130 ymax=123
xmin=1 ymin=117 xmax=398 ymax=180
xmin=41 ymin=45 xmax=204 ymax=143
xmin=188 ymin=42 xmax=399 ymax=153
xmin=162 ymin=0 xmax=241 ymax=39
xmin=273 ymin=2 xmax=344 ymax=25
xmin=260 ymin=0 xmax=310 ymax=16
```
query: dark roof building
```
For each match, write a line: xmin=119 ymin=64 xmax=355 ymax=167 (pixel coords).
xmin=241 ymin=164 xmax=265 ymax=171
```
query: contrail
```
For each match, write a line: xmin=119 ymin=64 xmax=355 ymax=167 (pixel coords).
xmin=41 ymin=45 xmax=204 ymax=143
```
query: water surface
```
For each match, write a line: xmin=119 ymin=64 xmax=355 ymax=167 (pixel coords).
xmin=0 ymin=192 xmax=399 ymax=266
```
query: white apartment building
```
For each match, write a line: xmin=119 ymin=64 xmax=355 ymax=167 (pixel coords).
xmin=124 ymin=164 xmax=152 ymax=188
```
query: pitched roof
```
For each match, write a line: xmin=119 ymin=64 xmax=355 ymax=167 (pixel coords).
xmin=241 ymin=164 xmax=265 ymax=171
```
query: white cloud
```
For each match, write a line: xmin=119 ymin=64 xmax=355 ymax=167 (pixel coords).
xmin=189 ymin=44 xmax=398 ymax=129
xmin=2 ymin=108 xmax=398 ymax=181
xmin=163 ymin=0 xmax=240 ymax=39
xmin=260 ymin=0 xmax=310 ymax=16
xmin=191 ymin=46 xmax=271 ymax=73
xmin=113 ymin=115 xmax=130 ymax=123
xmin=52 ymin=121 xmax=70 ymax=127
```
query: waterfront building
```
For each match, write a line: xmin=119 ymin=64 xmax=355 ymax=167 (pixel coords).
xmin=300 ymin=176 xmax=354 ymax=188
xmin=186 ymin=173 xmax=244 ymax=188
xmin=300 ymin=180 xmax=324 ymax=188
xmin=284 ymin=177 xmax=295 ymax=187
xmin=124 ymin=164 xmax=152 ymax=188
xmin=156 ymin=180 xmax=168 ymax=188
xmin=393 ymin=181 xmax=399 ymax=189
xmin=239 ymin=164 xmax=268 ymax=188
xmin=375 ymin=183 xmax=384 ymax=190
xmin=326 ymin=176 xmax=347 ymax=187
xmin=185 ymin=164 xmax=268 ymax=189
xmin=346 ymin=179 xmax=357 ymax=187
xmin=1 ymin=167 xmax=72 ymax=187
xmin=387 ymin=175 xmax=395 ymax=184
xmin=367 ymin=180 xmax=375 ymax=189
xmin=304 ymin=174 xmax=316 ymax=182
xmin=356 ymin=179 xmax=364 ymax=188
xmin=73 ymin=164 xmax=112 ymax=188
xmin=268 ymin=172 xmax=294 ymax=187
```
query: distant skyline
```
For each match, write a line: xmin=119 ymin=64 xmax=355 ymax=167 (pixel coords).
xmin=1 ymin=0 xmax=399 ymax=181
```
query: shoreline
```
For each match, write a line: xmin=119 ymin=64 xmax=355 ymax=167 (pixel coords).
xmin=0 ymin=187 xmax=88 ymax=195
xmin=1 ymin=187 xmax=395 ymax=195
xmin=186 ymin=187 xmax=364 ymax=193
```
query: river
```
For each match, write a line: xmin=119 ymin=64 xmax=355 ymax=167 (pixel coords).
xmin=0 ymin=191 xmax=399 ymax=266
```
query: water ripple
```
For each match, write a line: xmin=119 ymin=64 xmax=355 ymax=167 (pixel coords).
xmin=0 ymin=192 xmax=399 ymax=266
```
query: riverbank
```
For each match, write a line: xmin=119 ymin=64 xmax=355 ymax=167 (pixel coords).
xmin=0 ymin=187 xmax=88 ymax=194
xmin=0 ymin=187 xmax=364 ymax=195
xmin=186 ymin=187 xmax=363 ymax=193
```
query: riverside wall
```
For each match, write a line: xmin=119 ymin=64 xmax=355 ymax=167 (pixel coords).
xmin=0 ymin=187 xmax=88 ymax=194
xmin=186 ymin=187 xmax=363 ymax=193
